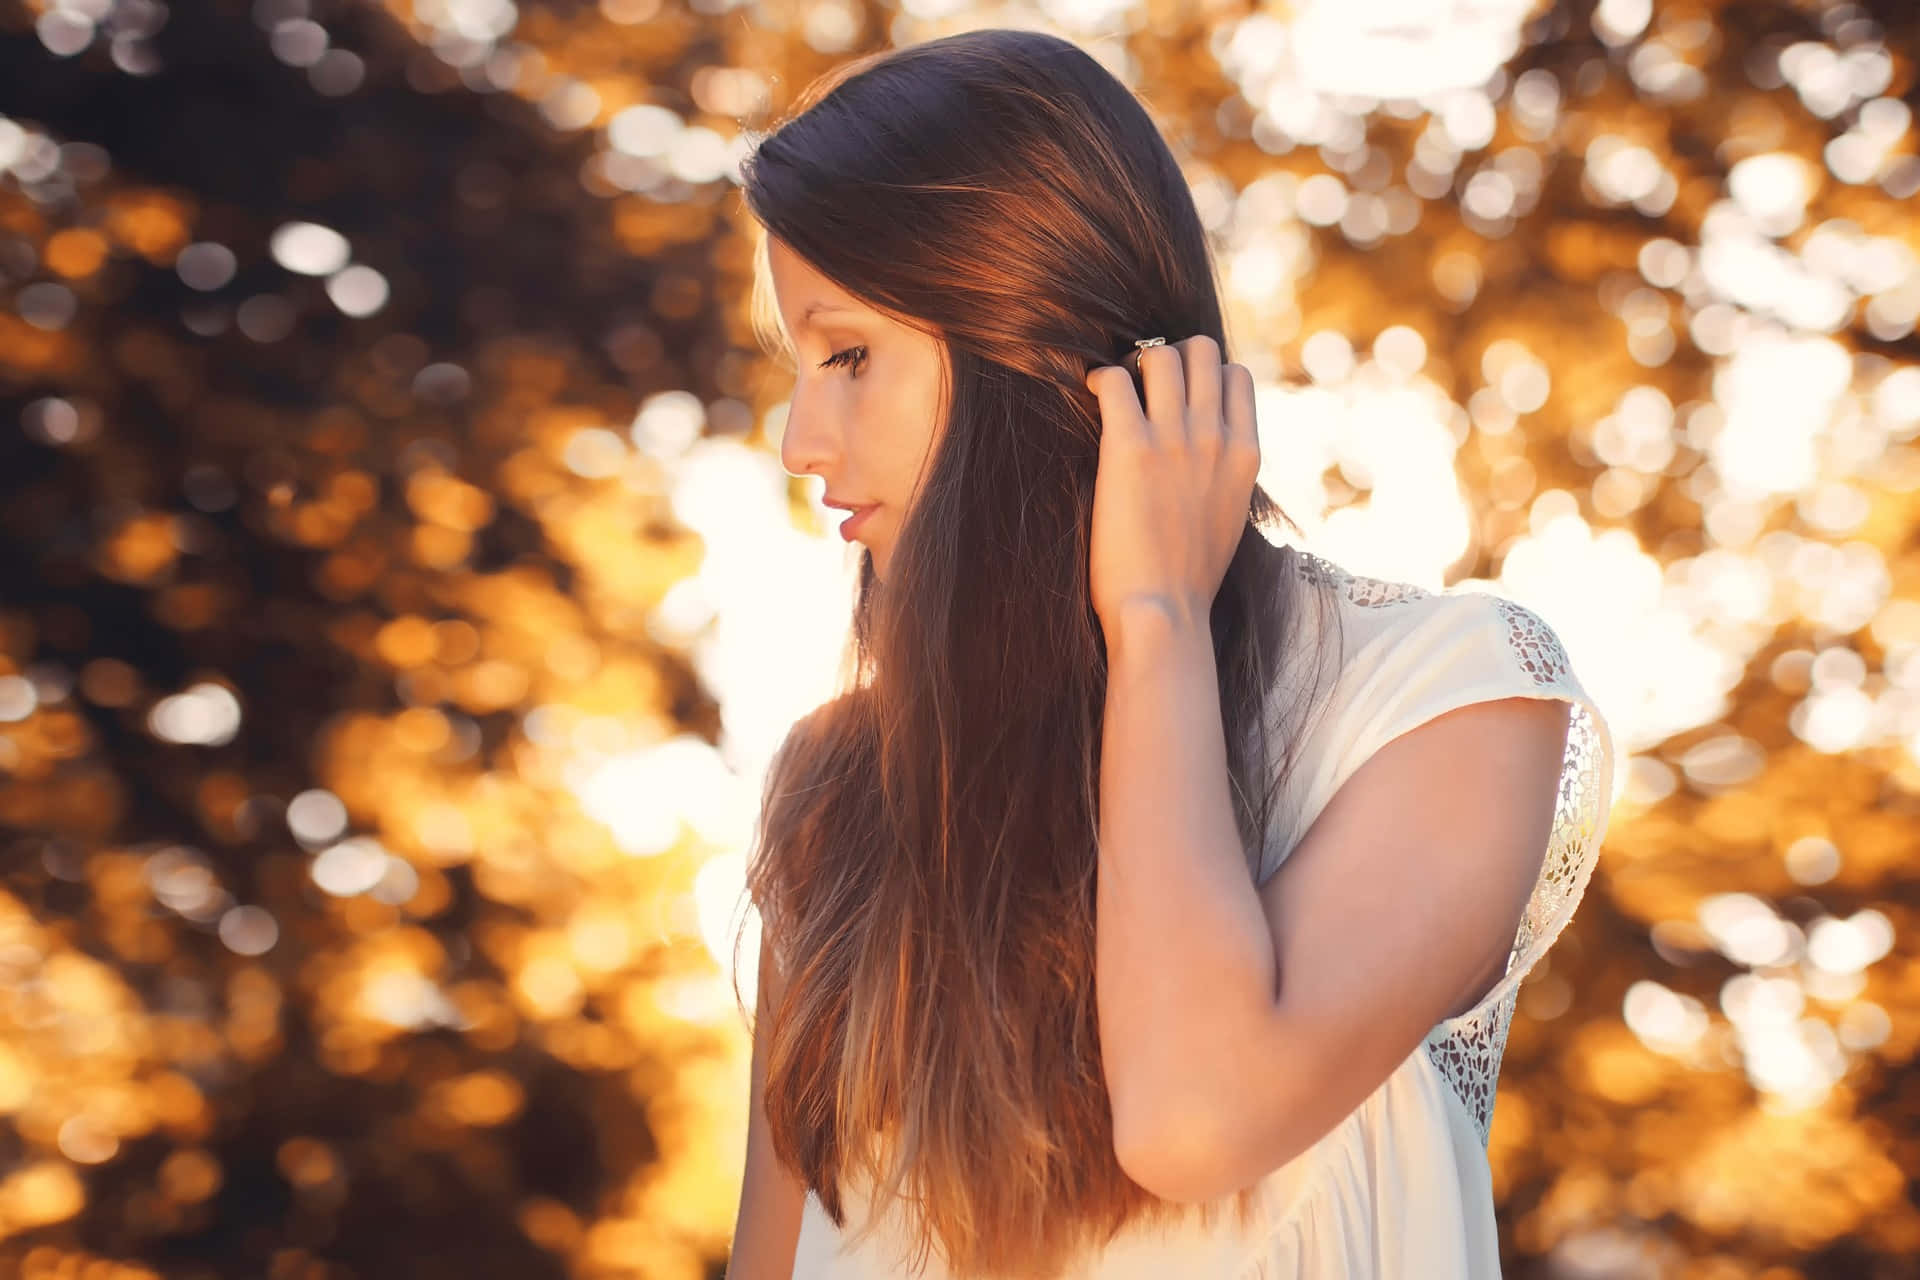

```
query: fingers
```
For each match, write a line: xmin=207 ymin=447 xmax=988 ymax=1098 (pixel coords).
xmin=1223 ymin=359 xmax=1260 ymax=475
xmin=1180 ymin=335 xmax=1222 ymax=433
xmin=1135 ymin=341 xmax=1186 ymax=436
xmin=1088 ymin=335 xmax=1240 ymax=453
xmin=1085 ymin=363 xmax=1152 ymax=442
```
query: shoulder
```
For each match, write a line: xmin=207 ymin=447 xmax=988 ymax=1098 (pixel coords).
xmin=1290 ymin=548 xmax=1568 ymax=666
xmin=1278 ymin=551 xmax=1587 ymax=783
xmin=1287 ymin=549 xmax=1515 ymax=675
xmin=1291 ymin=548 xmax=1436 ymax=613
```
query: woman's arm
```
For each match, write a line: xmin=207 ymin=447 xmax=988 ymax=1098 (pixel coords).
xmin=1096 ymin=604 xmax=1569 ymax=1203
xmin=726 ymin=934 xmax=805 ymax=1279
xmin=1095 ymin=601 xmax=1282 ymax=1173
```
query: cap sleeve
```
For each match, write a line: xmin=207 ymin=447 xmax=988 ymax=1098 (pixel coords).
xmin=1329 ymin=585 xmax=1616 ymax=1143
xmin=1472 ymin=594 xmax=1617 ymax=1016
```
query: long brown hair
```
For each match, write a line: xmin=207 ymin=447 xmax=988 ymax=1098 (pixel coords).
xmin=731 ymin=28 xmax=1345 ymax=1278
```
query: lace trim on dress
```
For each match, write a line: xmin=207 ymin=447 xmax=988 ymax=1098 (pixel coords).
xmin=1289 ymin=549 xmax=1612 ymax=1149
xmin=1293 ymin=549 xmax=1431 ymax=609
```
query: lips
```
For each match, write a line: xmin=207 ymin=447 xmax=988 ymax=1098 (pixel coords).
xmin=837 ymin=504 xmax=877 ymax=541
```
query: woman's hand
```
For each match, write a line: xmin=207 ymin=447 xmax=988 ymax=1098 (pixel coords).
xmin=1083 ymin=335 xmax=1260 ymax=633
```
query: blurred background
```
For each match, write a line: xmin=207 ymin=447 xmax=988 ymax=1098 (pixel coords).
xmin=1 ymin=0 xmax=1917 ymax=1277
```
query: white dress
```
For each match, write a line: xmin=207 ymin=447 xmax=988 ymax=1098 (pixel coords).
xmin=788 ymin=550 xmax=1618 ymax=1279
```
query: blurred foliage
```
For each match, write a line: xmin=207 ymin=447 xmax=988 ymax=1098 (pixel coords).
xmin=0 ymin=1 xmax=1917 ymax=1278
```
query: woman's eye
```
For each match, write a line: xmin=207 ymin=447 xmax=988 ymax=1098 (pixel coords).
xmin=818 ymin=345 xmax=867 ymax=376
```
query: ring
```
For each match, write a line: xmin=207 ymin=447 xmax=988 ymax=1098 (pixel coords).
xmin=1125 ymin=335 xmax=1167 ymax=371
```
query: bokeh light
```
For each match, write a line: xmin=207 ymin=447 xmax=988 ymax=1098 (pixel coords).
xmin=2 ymin=1 xmax=1918 ymax=1277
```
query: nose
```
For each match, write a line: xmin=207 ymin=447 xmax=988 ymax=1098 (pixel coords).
xmin=778 ymin=380 xmax=839 ymax=481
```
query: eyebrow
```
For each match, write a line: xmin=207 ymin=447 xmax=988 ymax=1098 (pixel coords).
xmin=800 ymin=301 xmax=861 ymax=329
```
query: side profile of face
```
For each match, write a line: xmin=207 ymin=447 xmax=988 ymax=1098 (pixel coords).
xmin=765 ymin=235 xmax=950 ymax=581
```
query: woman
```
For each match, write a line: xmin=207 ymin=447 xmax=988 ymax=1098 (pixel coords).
xmin=727 ymin=27 xmax=1615 ymax=1280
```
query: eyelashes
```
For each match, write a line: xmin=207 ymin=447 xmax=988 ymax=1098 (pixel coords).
xmin=818 ymin=345 xmax=867 ymax=376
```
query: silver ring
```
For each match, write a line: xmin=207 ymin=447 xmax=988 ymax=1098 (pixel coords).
xmin=1134 ymin=336 xmax=1167 ymax=350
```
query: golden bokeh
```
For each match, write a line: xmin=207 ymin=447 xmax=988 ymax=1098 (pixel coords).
xmin=1 ymin=0 xmax=1917 ymax=1277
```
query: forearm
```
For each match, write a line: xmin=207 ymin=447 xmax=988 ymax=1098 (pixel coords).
xmin=1096 ymin=598 xmax=1278 ymax=1159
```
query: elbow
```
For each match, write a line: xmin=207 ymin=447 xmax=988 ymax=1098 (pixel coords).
xmin=1112 ymin=1099 xmax=1238 ymax=1205
xmin=1112 ymin=1066 xmax=1323 ymax=1205
xmin=1107 ymin=1006 xmax=1309 ymax=1204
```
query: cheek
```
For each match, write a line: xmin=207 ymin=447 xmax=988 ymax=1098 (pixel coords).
xmin=858 ymin=359 xmax=944 ymax=482
xmin=877 ymin=394 xmax=940 ymax=474
xmin=895 ymin=370 xmax=944 ymax=445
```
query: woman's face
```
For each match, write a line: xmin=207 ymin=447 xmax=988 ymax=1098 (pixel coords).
xmin=766 ymin=235 xmax=950 ymax=581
